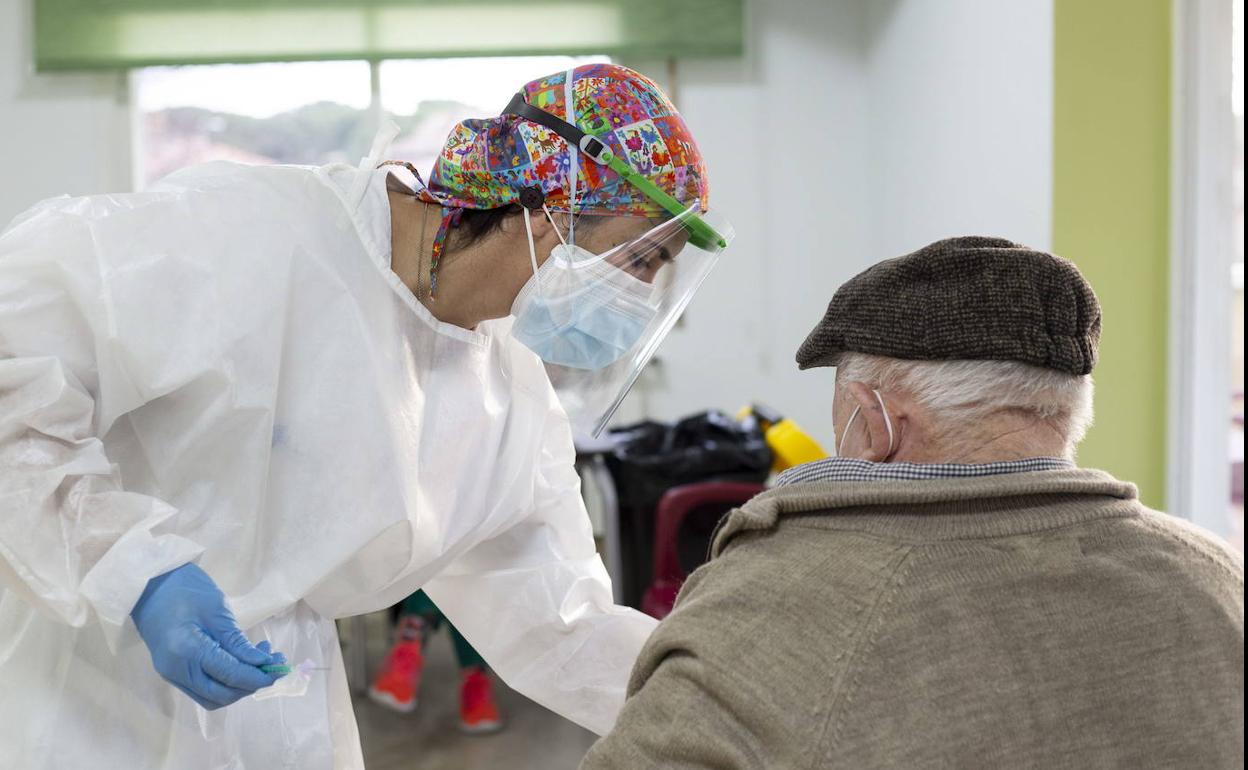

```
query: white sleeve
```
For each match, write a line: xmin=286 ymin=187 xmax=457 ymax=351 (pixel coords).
xmin=422 ymin=401 xmax=658 ymax=736
xmin=0 ymin=210 xmax=203 ymax=651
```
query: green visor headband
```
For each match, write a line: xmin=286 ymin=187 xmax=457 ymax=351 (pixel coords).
xmin=502 ymin=93 xmax=727 ymax=251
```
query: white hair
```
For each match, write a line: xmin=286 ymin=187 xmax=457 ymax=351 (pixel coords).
xmin=835 ymin=353 xmax=1094 ymax=457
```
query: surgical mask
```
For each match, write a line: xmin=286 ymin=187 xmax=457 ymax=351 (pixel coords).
xmin=505 ymin=199 xmax=731 ymax=436
xmin=511 ymin=208 xmax=658 ymax=370
xmin=837 ymin=388 xmax=896 ymax=458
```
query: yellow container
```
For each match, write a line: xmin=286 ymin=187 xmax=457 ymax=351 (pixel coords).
xmin=765 ymin=418 xmax=828 ymax=473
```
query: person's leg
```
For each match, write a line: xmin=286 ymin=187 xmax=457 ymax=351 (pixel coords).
xmin=368 ymin=592 xmax=433 ymax=713
xmin=401 ymin=590 xmax=443 ymax=628
xmin=447 ymin=620 xmax=503 ymax=733
xmin=448 ymin=624 xmax=487 ymax=670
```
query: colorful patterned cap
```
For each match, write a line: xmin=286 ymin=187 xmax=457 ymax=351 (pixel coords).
xmin=416 ymin=63 xmax=709 ymax=218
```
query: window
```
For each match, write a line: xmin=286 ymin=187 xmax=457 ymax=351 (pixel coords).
xmin=134 ymin=61 xmax=374 ymax=187
xmin=133 ymin=55 xmax=607 ymax=190
xmin=379 ymin=56 xmax=607 ymax=184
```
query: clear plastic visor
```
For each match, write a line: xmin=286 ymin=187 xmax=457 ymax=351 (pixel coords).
xmin=515 ymin=203 xmax=734 ymax=437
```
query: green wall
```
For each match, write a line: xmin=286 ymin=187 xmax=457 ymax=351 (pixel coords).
xmin=1053 ymin=0 xmax=1172 ymax=506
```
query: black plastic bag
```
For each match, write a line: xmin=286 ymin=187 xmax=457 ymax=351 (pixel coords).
xmin=604 ymin=410 xmax=772 ymax=606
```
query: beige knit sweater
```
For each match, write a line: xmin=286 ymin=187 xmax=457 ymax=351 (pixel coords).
xmin=581 ymin=469 xmax=1244 ymax=769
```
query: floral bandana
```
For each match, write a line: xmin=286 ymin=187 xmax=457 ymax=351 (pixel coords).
xmin=381 ymin=63 xmax=709 ymax=297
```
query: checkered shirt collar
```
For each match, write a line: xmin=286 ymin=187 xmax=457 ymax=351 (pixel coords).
xmin=773 ymin=456 xmax=1075 ymax=487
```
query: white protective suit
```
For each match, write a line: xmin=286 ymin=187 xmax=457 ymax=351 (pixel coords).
xmin=0 ymin=149 xmax=657 ymax=768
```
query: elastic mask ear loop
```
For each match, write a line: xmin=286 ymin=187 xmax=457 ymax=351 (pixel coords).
xmin=837 ymin=407 xmax=861 ymax=457
xmin=542 ymin=205 xmax=568 ymax=248
xmin=521 ymin=207 xmax=541 ymax=288
xmin=837 ymin=389 xmax=896 ymax=459
xmin=520 ymin=208 xmax=564 ymax=334
xmin=522 ymin=208 xmax=544 ymax=301
xmin=878 ymin=390 xmax=896 ymax=457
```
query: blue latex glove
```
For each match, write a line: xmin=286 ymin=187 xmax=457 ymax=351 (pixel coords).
xmin=130 ymin=563 xmax=285 ymax=710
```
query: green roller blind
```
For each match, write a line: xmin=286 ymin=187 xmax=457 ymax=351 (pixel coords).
xmin=34 ymin=0 xmax=744 ymax=71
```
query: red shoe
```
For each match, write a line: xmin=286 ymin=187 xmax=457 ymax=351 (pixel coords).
xmin=458 ymin=667 xmax=503 ymax=734
xmin=368 ymin=617 xmax=425 ymax=713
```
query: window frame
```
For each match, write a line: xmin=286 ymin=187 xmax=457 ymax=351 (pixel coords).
xmin=1166 ymin=0 xmax=1239 ymax=536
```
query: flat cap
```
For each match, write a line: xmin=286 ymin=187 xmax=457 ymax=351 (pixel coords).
xmin=797 ymin=236 xmax=1101 ymax=375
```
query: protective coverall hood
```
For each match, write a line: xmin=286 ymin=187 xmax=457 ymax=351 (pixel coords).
xmin=0 ymin=152 xmax=655 ymax=768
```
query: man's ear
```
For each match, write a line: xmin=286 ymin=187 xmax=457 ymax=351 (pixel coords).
xmin=842 ymin=381 xmax=895 ymax=462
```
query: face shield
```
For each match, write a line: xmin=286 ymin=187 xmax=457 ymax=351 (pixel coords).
xmin=512 ymin=203 xmax=733 ymax=436
xmin=502 ymin=93 xmax=734 ymax=436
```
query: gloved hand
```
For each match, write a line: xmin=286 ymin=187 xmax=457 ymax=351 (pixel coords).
xmin=131 ymin=562 xmax=285 ymax=710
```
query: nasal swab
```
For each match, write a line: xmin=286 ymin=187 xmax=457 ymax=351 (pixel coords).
xmin=261 ymin=661 xmax=329 ymax=676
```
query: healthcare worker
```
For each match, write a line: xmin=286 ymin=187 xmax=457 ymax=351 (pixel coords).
xmin=0 ymin=63 xmax=731 ymax=769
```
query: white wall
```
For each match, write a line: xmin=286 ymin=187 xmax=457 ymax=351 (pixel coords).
xmin=864 ymin=0 xmax=1054 ymax=256
xmin=614 ymin=0 xmax=873 ymax=443
xmin=619 ymin=0 xmax=1054 ymax=448
xmin=0 ymin=0 xmax=132 ymax=228
xmin=0 ymin=0 xmax=1053 ymax=449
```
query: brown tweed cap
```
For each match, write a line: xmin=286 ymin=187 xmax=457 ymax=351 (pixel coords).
xmin=797 ymin=236 xmax=1101 ymax=375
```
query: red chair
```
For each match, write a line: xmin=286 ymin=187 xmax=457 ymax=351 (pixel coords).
xmin=640 ymin=481 xmax=766 ymax=620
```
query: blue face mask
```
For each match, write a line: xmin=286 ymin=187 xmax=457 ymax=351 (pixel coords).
xmin=511 ymin=241 xmax=658 ymax=370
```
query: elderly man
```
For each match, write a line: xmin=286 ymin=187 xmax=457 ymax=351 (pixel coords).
xmin=581 ymin=236 xmax=1244 ymax=769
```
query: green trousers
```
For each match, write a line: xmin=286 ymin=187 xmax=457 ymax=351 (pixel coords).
xmin=399 ymin=590 xmax=487 ymax=670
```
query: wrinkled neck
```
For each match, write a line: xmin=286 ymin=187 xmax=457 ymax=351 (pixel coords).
xmin=898 ymin=412 xmax=1072 ymax=464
